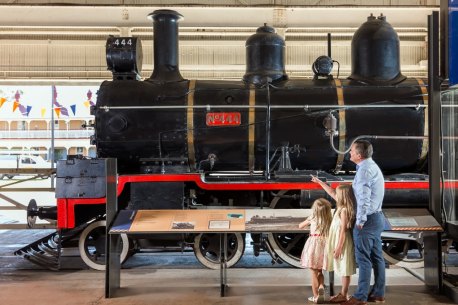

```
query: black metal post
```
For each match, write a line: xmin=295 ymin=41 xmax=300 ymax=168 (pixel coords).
xmin=105 ymin=158 xmax=121 ymax=298
xmin=440 ymin=0 xmax=449 ymax=80
xmin=425 ymin=11 xmax=442 ymax=292
xmin=219 ymin=233 xmax=228 ymax=296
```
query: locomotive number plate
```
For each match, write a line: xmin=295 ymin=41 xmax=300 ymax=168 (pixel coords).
xmin=206 ymin=112 xmax=241 ymax=126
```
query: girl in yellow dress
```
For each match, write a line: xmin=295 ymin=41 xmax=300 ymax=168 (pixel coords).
xmin=299 ymin=198 xmax=332 ymax=304
xmin=312 ymin=177 xmax=357 ymax=303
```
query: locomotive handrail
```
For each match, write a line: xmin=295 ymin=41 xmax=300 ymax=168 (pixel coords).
xmin=98 ymin=104 xmax=428 ymax=110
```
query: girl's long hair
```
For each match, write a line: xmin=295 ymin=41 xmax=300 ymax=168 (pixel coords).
xmin=310 ymin=198 xmax=332 ymax=237
xmin=335 ymin=184 xmax=356 ymax=229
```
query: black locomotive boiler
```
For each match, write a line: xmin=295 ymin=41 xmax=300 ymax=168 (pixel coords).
xmin=24 ymin=9 xmax=453 ymax=271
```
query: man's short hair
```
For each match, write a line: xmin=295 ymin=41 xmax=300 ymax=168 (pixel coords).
xmin=353 ymin=140 xmax=373 ymax=159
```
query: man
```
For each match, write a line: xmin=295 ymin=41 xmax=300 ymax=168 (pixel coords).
xmin=342 ymin=140 xmax=386 ymax=305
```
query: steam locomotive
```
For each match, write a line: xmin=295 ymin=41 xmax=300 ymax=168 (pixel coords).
xmin=20 ymin=9 xmax=455 ymax=271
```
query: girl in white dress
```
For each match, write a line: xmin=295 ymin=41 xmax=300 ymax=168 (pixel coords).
xmin=299 ymin=198 xmax=332 ymax=304
xmin=312 ymin=177 xmax=356 ymax=303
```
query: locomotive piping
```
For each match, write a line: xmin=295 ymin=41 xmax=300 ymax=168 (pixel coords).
xmin=329 ymin=134 xmax=428 ymax=155
xmin=334 ymin=79 xmax=346 ymax=173
xmin=416 ymin=78 xmax=429 ymax=163
xmin=265 ymin=83 xmax=272 ymax=180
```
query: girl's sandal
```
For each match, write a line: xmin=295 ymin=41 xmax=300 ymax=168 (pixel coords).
xmin=308 ymin=296 xmax=318 ymax=303
xmin=329 ymin=293 xmax=347 ymax=303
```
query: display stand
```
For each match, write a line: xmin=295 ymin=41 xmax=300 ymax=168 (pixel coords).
xmin=103 ymin=159 xmax=443 ymax=299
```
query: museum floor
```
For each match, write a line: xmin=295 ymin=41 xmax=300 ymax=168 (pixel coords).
xmin=0 ymin=230 xmax=456 ymax=305
xmin=1 ymin=267 xmax=456 ymax=305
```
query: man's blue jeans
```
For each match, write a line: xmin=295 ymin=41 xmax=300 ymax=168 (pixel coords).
xmin=353 ymin=212 xmax=386 ymax=301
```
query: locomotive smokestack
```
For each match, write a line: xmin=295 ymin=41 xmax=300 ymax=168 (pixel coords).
xmin=147 ymin=10 xmax=184 ymax=82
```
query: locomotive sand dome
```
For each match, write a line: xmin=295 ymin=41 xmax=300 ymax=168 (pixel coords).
xmin=349 ymin=13 xmax=406 ymax=85
xmin=243 ymin=24 xmax=288 ymax=85
xmin=23 ymin=9 xmax=456 ymax=272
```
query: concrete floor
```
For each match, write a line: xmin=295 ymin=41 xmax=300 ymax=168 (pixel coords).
xmin=0 ymin=230 xmax=457 ymax=305
xmin=0 ymin=267 xmax=455 ymax=305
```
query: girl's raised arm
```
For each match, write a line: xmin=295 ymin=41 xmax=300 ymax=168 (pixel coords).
xmin=311 ymin=176 xmax=337 ymax=200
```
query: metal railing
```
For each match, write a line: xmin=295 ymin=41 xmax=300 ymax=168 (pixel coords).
xmin=0 ymin=130 xmax=94 ymax=139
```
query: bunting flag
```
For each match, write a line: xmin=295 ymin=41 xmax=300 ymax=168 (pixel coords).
xmin=13 ymin=101 xmax=19 ymax=112
xmin=26 ymin=106 xmax=32 ymax=116
xmin=87 ymin=90 xmax=95 ymax=106
xmin=83 ymin=100 xmax=90 ymax=108
xmin=0 ymin=97 xmax=6 ymax=108
xmin=54 ymin=107 xmax=61 ymax=118
xmin=19 ymin=104 xmax=29 ymax=117
xmin=41 ymin=108 xmax=46 ymax=118
xmin=52 ymin=85 xmax=69 ymax=116
xmin=70 ymin=104 xmax=76 ymax=115
xmin=13 ymin=90 xmax=29 ymax=117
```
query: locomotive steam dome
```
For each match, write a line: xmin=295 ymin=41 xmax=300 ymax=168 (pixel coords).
xmin=349 ymin=14 xmax=406 ymax=85
xmin=243 ymin=24 xmax=288 ymax=85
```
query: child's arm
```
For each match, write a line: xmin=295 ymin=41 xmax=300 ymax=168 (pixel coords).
xmin=311 ymin=176 xmax=337 ymax=200
xmin=334 ymin=209 xmax=348 ymax=259
xmin=298 ymin=217 xmax=311 ymax=229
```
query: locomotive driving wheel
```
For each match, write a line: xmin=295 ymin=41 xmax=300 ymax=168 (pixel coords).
xmin=381 ymin=236 xmax=424 ymax=269
xmin=78 ymin=220 xmax=131 ymax=270
xmin=193 ymin=233 xmax=245 ymax=269
xmin=266 ymin=190 xmax=306 ymax=268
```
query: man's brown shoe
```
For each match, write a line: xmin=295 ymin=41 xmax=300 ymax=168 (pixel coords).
xmin=341 ymin=296 xmax=367 ymax=305
xmin=367 ymin=295 xmax=385 ymax=303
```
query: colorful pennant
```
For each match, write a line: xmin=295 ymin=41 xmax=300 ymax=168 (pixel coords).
xmin=13 ymin=101 xmax=19 ymax=112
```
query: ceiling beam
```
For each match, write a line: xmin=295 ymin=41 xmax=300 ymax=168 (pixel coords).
xmin=0 ymin=6 xmax=437 ymax=28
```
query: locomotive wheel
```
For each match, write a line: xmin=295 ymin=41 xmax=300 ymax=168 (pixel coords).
xmin=382 ymin=238 xmax=424 ymax=269
xmin=267 ymin=232 xmax=307 ymax=268
xmin=193 ymin=233 xmax=245 ymax=269
xmin=266 ymin=190 xmax=305 ymax=268
xmin=78 ymin=220 xmax=130 ymax=271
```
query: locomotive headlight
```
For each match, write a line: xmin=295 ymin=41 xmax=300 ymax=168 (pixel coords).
xmin=106 ymin=36 xmax=143 ymax=79
xmin=312 ymin=55 xmax=333 ymax=78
